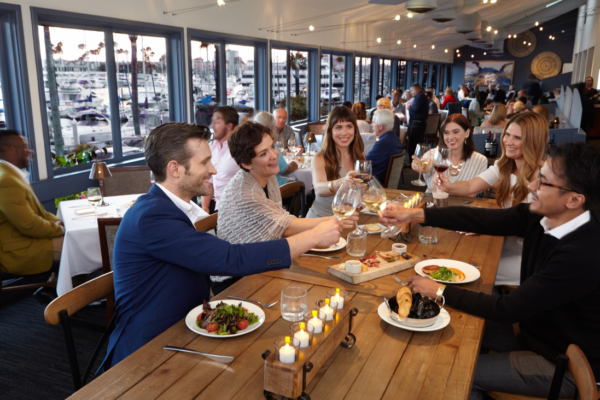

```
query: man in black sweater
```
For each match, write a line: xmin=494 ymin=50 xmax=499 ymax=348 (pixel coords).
xmin=379 ymin=142 xmax=600 ymax=399
xmin=406 ymin=84 xmax=429 ymax=158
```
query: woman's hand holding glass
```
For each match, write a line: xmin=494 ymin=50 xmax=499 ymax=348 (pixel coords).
xmin=336 ymin=212 xmax=360 ymax=230
xmin=434 ymin=170 xmax=453 ymax=193
xmin=377 ymin=202 xmax=411 ymax=226
xmin=411 ymin=154 xmax=433 ymax=174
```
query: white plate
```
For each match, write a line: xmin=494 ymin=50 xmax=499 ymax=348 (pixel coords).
xmin=185 ymin=300 xmax=266 ymax=338
xmin=358 ymin=223 xmax=386 ymax=235
xmin=414 ymin=259 xmax=480 ymax=284
xmin=310 ymin=237 xmax=347 ymax=252
xmin=378 ymin=302 xmax=451 ymax=332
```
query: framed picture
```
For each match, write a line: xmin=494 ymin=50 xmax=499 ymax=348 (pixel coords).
xmin=464 ymin=61 xmax=514 ymax=85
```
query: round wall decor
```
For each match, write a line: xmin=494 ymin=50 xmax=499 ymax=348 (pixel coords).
xmin=507 ymin=30 xmax=537 ymax=57
xmin=531 ymin=52 xmax=562 ymax=80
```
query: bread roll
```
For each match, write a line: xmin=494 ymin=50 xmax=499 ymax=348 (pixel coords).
xmin=396 ymin=287 xmax=412 ymax=318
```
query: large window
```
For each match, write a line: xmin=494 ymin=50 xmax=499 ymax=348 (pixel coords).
xmin=354 ymin=57 xmax=372 ymax=106
xmin=226 ymin=44 xmax=255 ymax=112
xmin=431 ymin=64 xmax=438 ymax=91
xmin=191 ymin=41 xmax=220 ymax=126
xmin=320 ymin=53 xmax=346 ymax=118
xmin=378 ymin=59 xmax=391 ymax=98
xmin=422 ymin=63 xmax=429 ymax=89
xmin=411 ymin=62 xmax=419 ymax=85
xmin=397 ymin=60 xmax=407 ymax=90
xmin=447 ymin=65 xmax=452 ymax=90
xmin=271 ymin=48 xmax=309 ymax=123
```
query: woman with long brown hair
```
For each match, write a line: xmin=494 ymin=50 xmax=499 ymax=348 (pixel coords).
xmin=307 ymin=106 xmax=365 ymax=218
xmin=481 ymin=104 xmax=507 ymax=128
xmin=436 ymin=112 xmax=549 ymax=286
xmin=351 ymin=102 xmax=372 ymax=134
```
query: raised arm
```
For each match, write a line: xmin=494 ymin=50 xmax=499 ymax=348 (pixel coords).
xmin=436 ymin=174 xmax=492 ymax=197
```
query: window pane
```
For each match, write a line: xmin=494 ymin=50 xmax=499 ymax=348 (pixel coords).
xmin=431 ymin=65 xmax=438 ymax=90
xmin=378 ymin=59 xmax=383 ymax=95
xmin=361 ymin=57 xmax=371 ymax=106
xmin=320 ymin=53 xmax=330 ymax=117
xmin=422 ymin=63 xmax=429 ymax=88
xmin=397 ymin=60 xmax=406 ymax=90
xmin=412 ymin=62 xmax=419 ymax=85
xmin=447 ymin=66 xmax=452 ymax=89
xmin=354 ymin=56 xmax=360 ymax=104
xmin=38 ymin=26 xmax=113 ymax=169
xmin=289 ymin=50 xmax=308 ymax=122
xmin=114 ymin=33 xmax=169 ymax=156
xmin=332 ymin=55 xmax=345 ymax=106
xmin=191 ymin=41 xmax=220 ymax=126
xmin=382 ymin=59 xmax=391 ymax=98
xmin=226 ymin=44 xmax=254 ymax=114
xmin=271 ymin=49 xmax=287 ymax=112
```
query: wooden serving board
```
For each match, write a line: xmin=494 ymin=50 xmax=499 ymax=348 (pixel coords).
xmin=327 ymin=255 xmax=420 ymax=284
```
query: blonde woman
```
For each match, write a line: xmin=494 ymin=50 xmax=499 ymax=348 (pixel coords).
xmin=376 ymin=97 xmax=401 ymax=138
xmin=507 ymin=101 xmax=525 ymax=119
xmin=481 ymin=104 xmax=508 ymax=128
xmin=435 ymin=112 xmax=549 ymax=286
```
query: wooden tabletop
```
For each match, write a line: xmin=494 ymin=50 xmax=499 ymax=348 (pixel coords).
xmin=69 ymin=189 xmax=503 ymax=400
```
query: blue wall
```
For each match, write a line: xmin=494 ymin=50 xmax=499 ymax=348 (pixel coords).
xmin=450 ymin=9 xmax=577 ymax=92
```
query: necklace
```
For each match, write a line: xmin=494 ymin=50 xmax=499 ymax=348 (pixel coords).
xmin=449 ymin=162 xmax=464 ymax=177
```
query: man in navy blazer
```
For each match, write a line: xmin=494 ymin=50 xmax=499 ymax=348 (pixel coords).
xmin=366 ymin=109 xmax=404 ymax=185
xmin=102 ymin=123 xmax=344 ymax=369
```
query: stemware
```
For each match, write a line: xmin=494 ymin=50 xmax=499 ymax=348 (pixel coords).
xmin=361 ymin=176 xmax=386 ymax=214
xmin=332 ymin=178 xmax=360 ymax=221
xmin=411 ymin=144 xmax=430 ymax=187
xmin=87 ymin=187 xmax=102 ymax=223
xmin=288 ymin=137 xmax=301 ymax=160
xmin=432 ymin=147 xmax=451 ymax=193
xmin=354 ymin=160 xmax=373 ymax=183
xmin=380 ymin=199 xmax=404 ymax=239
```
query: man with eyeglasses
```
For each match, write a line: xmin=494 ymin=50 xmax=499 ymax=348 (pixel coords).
xmin=378 ymin=142 xmax=600 ymax=399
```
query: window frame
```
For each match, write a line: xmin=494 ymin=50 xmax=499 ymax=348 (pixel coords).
xmin=378 ymin=58 xmax=392 ymax=97
xmin=354 ymin=54 xmax=376 ymax=108
xmin=319 ymin=51 xmax=350 ymax=120
xmin=30 ymin=8 xmax=186 ymax=178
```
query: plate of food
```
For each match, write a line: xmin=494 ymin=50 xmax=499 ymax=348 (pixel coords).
xmin=311 ymin=237 xmax=347 ymax=252
xmin=414 ymin=259 xmax=480 ymax=284
xmin=185 ymin=300 xmax=265 ymax=337
xmin=358 ymin=223 xmax=386 ymax=234
xmin=378 ymin=287 xmax=450 ymax=332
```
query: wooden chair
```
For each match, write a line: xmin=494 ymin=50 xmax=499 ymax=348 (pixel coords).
xmin=0 ymin=265 xmax=57 ymax=301
xmin=424 ymin=113 xmax=441 ymax=146
xmin=306 ymin=122 xmax=326 ymax=138
xmin=280 ymin=181 xmax=306 ymax=217
xmin=384 ymin=150 xmax=407 ymax=189
xmin=194 ymin=213 xmax=218 ymax=233
xmin=488 ymin=344 xmax=599 ymax=400
xmin=103 ymin=165 xmax=152 ymax=197
xmin=97 ymin=218 xmax=122 ymax=322
xmin=44 ymin=272 xmax=115 ymax=390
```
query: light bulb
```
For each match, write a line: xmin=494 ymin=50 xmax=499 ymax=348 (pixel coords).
xmin=549 ymin=35 xmax=552 ymax=39
xmin=494 ymin=30 xmax=498 ymax=34
xmin=414 ymin=44 xmax=417 ymax=48
xmin=528 ymin=42 xmax=531 ymax=46
xmin=217 ymin=0 xmax=225 ymax=5
xmin=397 ymin=40 xmax=401 ymax=44
xmin=407 ymin=12 xmax=413 ymax=18
xmin=309 ymin=25 xmax=315 ymax=31
xmin=514 ymin=34 xmax=517 ymax=38
xmin=457 ymin=54 xmax=460 ymax=57
xmin=491 ymin=0 xmax=496 ymax=3
xmin=377 ymin=37 xmax=381 ymax=43
xmin=445 ymin=49 xmax=448 ymax=53
xmin=483 ymin=52 xmax=487 ymax=55
xmin=486 ymin=26 xmax=492 ymax=32
xmin=432 ymin=45 xmax=435 ymax=49
xmin=483 ymin=0 xmax=488 ymax=3
xmin=540 ymin=27 xmax=543 ymax=31
xmin=395 ymin=15 xmax=401 ymax=20
xmin=523 ymin=41 xmax=526 ymax=44
xmin=456 ymin=49 xmax=459 ymax=53
xmin=508 ymin=34 xmax=512 ymax=38
xmin=471 ymin=54 xmax=474 ymax=58
xmin=535 ymin=21 xmax=539 ymax=26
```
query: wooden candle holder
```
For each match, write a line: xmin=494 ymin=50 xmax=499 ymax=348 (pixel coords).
xmin=262 ymin=302 xmax=359 ymax=400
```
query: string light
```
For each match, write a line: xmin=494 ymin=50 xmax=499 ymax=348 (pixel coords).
xmin=377 ymin=37 xmax=381 ymax=43
xmin=397 ymin=40 xmax=401 ymax=44
xmin=457 ymin=54 xmax=460 ymax=57
xmin=486 ymin=26 xmax=492 ymax=32
xmin=407 ymin=12 xmax=413 ymax=18
xmin=395 ymin=15 xmax=401 ymax=20
xmin=471 ymin=54 xmax=474 ymax=58
xmin=535 ymin=21 xmax=539 ymax=26
xmin=309 ymin=25 xmax=315 ymax=31
xmin=445 ymin=49 xmax=448 ymax=53
xmin=494 ymin=30 xmax=498 ymax=34
xmin=528 ymin=42 xmax=531 ymax=46
xmin=508 ymin=34 xmax=512 ymax=38
xmin=217 ymin=0 xmax=225 ymax=5
xmin=483 ymin=52 xmax=487 ymax=55
xmin=540 ymin=27 xmax=544 ymax=31
xmin=432 ymin=45 xmax=435 ymax=49
xmin=456 ymin=49 xmax=460 ymax=53
xmin=414 ymin=44 xmax=417 ymax=48
xmin=523 ymin=41 xmax=527 ymax=44
xmin=491 ymin=0 xmax=496 ymax=3
xmin=514 ymin=34 xmax=517 ymax=38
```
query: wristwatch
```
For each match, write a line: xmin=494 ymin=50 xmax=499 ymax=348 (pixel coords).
xmin=436 ymin=285 xmax=446 ymax=297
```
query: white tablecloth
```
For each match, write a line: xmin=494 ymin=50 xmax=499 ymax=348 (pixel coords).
xmin=286 ymin=157 xmax=313 ymax=193
xmin=56 ymin=194 xmax=142 ymax=296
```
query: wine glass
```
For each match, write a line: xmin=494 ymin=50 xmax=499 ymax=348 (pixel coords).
xmin=380 ymin=199 xmax=404 ymax=239
xmin=150 ymin=171 xmax=155 ymax=185
xmin=332 ymin=179 xmax=360 ymax=221
xmin=275 ymin=139 xmax=285 ymax=154
xmin=411 ymin=144 xmax=430 ymax=186
xmin=432 ymin=147 xmax=451 ymax=192
xmin=288 ymin=137 xmax=301 ymax=161
xmin=87 ymin=187 xmax=102 ymax=223
xmin=362 ymin=177 xmax=386 ymax=214
xmin=354 ymin=160 xmax=373 ymax=183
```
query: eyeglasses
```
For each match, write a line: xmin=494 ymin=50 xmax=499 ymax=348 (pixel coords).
xmin=536 ymin=166 xmax=579 ymax=193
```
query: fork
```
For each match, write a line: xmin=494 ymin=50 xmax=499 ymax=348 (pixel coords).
xmin=164 ymin=346 xmax=234 ymax=363
xmin=227 ymin=296 xmax=278 ymax=308
xmin=299 ymin=254 xmax=343 ymax=260
xmin=392 ymin=274 xmax=408 ymax=286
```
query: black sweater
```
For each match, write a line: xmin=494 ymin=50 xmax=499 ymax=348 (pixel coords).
xmin=424 ymin=204 xmax=600 ymax=378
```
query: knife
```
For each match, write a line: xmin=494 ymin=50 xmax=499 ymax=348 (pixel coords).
xmin=164 ymin=346 xmax=234 ymax=363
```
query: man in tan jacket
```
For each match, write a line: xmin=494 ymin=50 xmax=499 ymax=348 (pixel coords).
xmin=0 ymin=130 xmax=64 ymax=275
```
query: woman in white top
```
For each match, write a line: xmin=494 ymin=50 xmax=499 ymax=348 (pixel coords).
xmin=351 ymin=102 xmax=372 ymax=134
xmin=435 ymin=112 xmax=549 ymax=286
xmin=412 ymin=114 xmax=487 ymax=193
xmin=468 ymin=91 xmax=488 ymax=126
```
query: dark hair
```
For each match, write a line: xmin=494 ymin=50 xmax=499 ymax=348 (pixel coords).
xmin=393 ymin=89 xmax=403 ymax=96
xmin=538 ymin=95 xmax=549 ymax=105
xmin=375 ymin=95 xmax=383 ymax=101
xmin=439 ymin=114 xmax=476 ymax=161
xmin=476 ymin=91 xmax=487 ymax=109
xmin=228 ymin=122 xmax=272 ymax=172
xmin=547 ymin=142 xmax=600 ymax=210
xmin=342 ymin=101 xmax=353 ymax=109
xmin=145 ymin=123 xmax=211 ymax=182
xmin=517 ymin=96 xmax=528 ymax=104
xmin=215 ymin=106 xmax=240 ymax=129
xmin=351 ymin=102 xmax=367 ymax=120
xmin=0 ymin=130 xmax=23 ymax=154
xmin=410 ymin=83 xmax=422 ymax=91
xmin=425 ymin=91 xmax=432 ymax=100
xmin=321 ymin=106 xmax=365 ymax=180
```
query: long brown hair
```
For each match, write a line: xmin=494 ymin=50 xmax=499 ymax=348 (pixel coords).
xmin=495 ymin=112 xmax=548 ymax=207
xmin=320 ymin=106 xmax=365 ymax=180
xmin=351 ymin=102 xmax=367 ymax=120
xmin=438 ymin=114 xmax=475 ymax=161
xmin=488 ymin=104 xmax=507 ymax=125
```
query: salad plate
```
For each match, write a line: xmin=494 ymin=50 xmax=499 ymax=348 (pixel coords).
xmin=185 ymin=300 xmax=266 ymax=338
xmin=414 ymin=259 xmax=480 ymax=284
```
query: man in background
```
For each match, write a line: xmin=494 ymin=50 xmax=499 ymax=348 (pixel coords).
xmin=522 ymin=74 xmax=543 ymax=105
xmin=274 ymin=108 xmax=296 ymax=148
xmin=493 ymin=84 xmax=507 ymax=104
xmin=367 ymin=109 xmax=404 ymax=185
xmin=406 ymin=84 xmax=429 ymax=158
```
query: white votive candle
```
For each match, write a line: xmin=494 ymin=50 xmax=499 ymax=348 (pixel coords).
xmin=279 ymin=337 xmax=296 ymax=364
xmin=294 ymin=324 xmax=310 ymax=348
xmin=320 ymin=299 xmax=335 ymax=321
xmin=308 ymin=310 xmax=323 ymax=333
xmin=332 ymin=289 xmax=345 ymax=309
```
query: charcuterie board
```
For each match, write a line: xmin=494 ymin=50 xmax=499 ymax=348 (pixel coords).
xmin=327 ymin=253 xmax=420 ymax=284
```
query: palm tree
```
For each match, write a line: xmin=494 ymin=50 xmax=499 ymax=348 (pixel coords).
xmin=129 ymin=35 xmax=141 ymax=136
xmin=43 ymin=26 xmax=64 ymax=157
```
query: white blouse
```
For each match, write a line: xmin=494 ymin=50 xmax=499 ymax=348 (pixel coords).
xmin=422 ymin=150 xmax=488 ymax=193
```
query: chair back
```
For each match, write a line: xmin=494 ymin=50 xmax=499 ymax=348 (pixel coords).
xmin=399 ymin=126 xmax=408 ymax=147
xmin=280 ymin=181 xmax=306 ymax=217
xmin=97 ymin=217 xmax=121 ymax=323
xmin=448 ymin=102 xmax=462 ymax=116
xmin=294 ymin=129 xmax=303 ymax=147
xmin=307 ymin=122 xmax=326 ymax=137
xmin=103 ymin=166 xmax=152 ymax=197
xmin=194 ymin=213 xmax=218 ymax=233
xmin=383 ymin=150 xmax=407 ymax=189
xmin=566 ymin=344 xmax=598 ymax=400
xmin=44 ymin=272 xmax=115 ymax=390
xmin=424 ymin=114 xmax=441 ymax=146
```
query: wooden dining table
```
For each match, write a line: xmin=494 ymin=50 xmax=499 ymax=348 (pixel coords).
xmin=69 ymin=189 xmax=503 ymax=400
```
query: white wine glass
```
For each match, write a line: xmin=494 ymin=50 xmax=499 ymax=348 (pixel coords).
xmin=332 ymin=179 xmax=360 ymax=221
xmin=288 ymin=137 xmax=300 ymax=161
xmin=380 ymin=198 xmax=404 ymax=239
xmin=411 ymin=144 xmax=430 ymax=187
xmin=362 ymin=176 xmax=386 ymax=214
xmin=87 ymin=187 xmax=102 ymax=224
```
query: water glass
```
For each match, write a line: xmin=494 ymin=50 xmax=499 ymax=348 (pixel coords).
xmin=281 ymin=287 xmax=308 ymax=322
xmin=347 ymin=229 xmax=367 ymax=257
xmin=432 ymin=191 xmax=449 ymax=208
xmin=419 ymin=225 xmax=438 ymax=244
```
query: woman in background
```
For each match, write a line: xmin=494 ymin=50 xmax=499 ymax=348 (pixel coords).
xmin=254 ymin=111 xmax=298 ymax=186
xmin=481 ymin=104 xmax=507 ymax=128
xmin=351 ymin=102 xmax=373 ymax=134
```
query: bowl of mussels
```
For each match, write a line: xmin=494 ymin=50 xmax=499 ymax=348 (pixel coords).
xmin=385 ymin=287 xmax=444 ymax=328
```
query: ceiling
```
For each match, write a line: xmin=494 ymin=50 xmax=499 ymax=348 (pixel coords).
xmin=161 ymin=0 xmax=585 ymax=62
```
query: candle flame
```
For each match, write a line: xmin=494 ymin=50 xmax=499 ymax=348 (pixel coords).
xmin=325 ymin=298 xmax=330 ymax=305
xmin=336 ymin=288 xmax=340 ymax=294
xmin=312 ymin=310 xmax=318 ymax=318
xmin=285 ymin=336 xmax=291 ymax=344
xmin=300 ymin=322 xmax=305 ymax=330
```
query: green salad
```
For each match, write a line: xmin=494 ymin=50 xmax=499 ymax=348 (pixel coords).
xmin=196 ymin=300 xmax=260 ymax=335
xmin=429 ymin=267 xmax=459 ymax=282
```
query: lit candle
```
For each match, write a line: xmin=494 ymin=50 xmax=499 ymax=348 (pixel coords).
xmin=320 ymin=298 xmax=335 ymax=321
xmin=279 ymin=336 xmax=296 ymax=363
xmin=294 ymin=322 xmax=310 ymax=348
xmin=332 ymin=288 xmax=345 ymax=309
xmin=308 ymin=310 xmax=323 ymax=333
